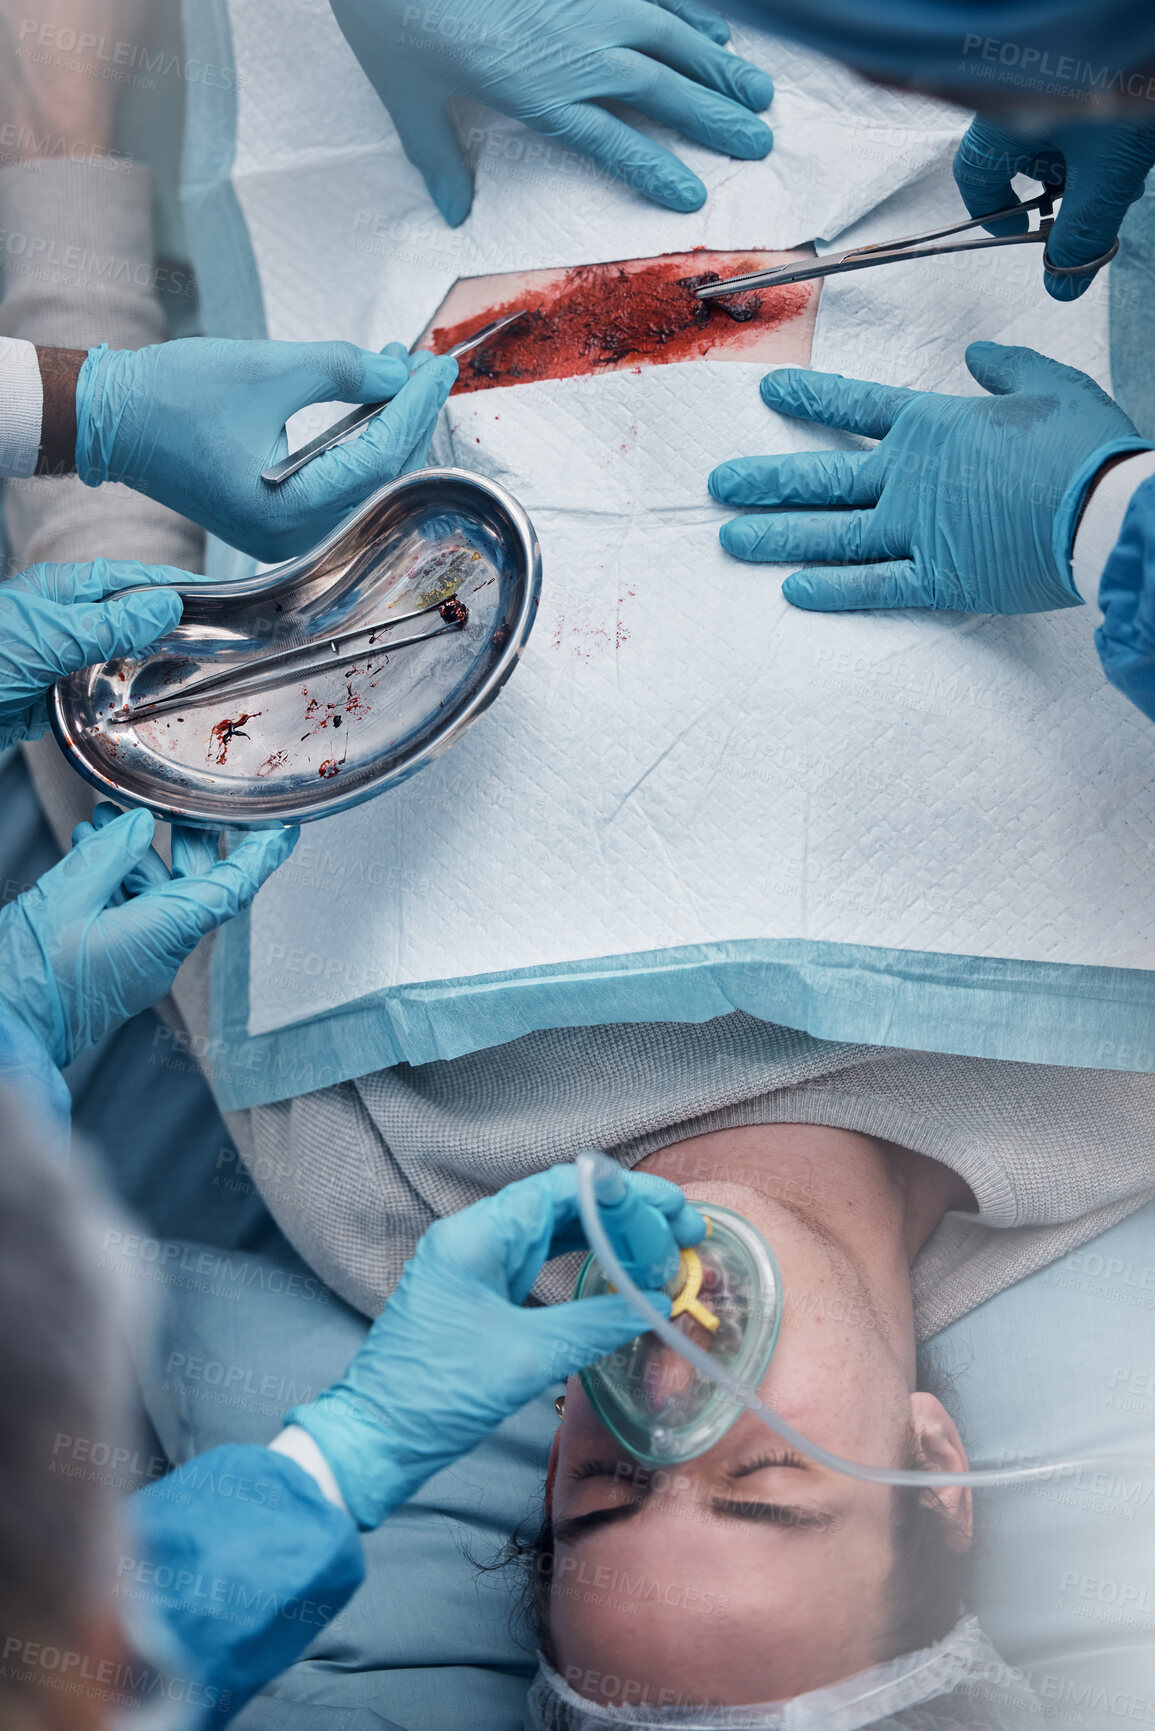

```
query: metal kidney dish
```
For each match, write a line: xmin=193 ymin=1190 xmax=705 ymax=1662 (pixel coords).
xmin=51 ymin=469 xmax=541 ymax=828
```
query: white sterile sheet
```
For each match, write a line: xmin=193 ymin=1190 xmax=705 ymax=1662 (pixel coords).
xmin=223 ymin=1 xmax=970 ymax=370
xmin=220 ymin=0 xmax=1155 ymax=1039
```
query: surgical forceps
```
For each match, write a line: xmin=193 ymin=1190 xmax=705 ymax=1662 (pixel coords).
xmin=104 ymin=595 xmax=467 ymax=725
xmin=260 ymin=310 xmax=528 ymax=484
xmin=692 ymin=190 xmax=1114 ymax=300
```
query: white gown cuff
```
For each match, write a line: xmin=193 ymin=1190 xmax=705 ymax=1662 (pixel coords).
xmin=0 ymin=337 xmax=42 ymax=478
xmin=268 ymin=1424 xmax=349 ymax=1512
xmin=1071 ymin=450 xmax=1155 ymax=607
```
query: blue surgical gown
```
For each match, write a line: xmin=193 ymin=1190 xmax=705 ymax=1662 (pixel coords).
xmin=0 ymin=1008 xmax=366 ymax=1723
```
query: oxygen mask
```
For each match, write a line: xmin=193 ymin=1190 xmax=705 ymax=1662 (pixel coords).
xmin=574 ymin=1200 xmax=782 ymax=1465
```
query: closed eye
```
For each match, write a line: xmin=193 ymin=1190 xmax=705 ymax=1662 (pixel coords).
xmin=710 ymin=1499 xmax=837 ymax=1531
xmin=568 ymin=1457 xmax=635 ymax=1484
xmin=729 ymin=1453 xmax=809 ymax=1480
xmin=568 ymin=1454 xmax=810 ymax=1488
xmin=552 ymin=1502 xmax=645 ymax=1546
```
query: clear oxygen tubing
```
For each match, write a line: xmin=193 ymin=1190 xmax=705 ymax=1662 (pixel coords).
xmin=574 ymin=1150 xmax=1155 ymax=1492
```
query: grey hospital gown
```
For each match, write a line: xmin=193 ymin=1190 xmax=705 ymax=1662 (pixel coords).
xmin=226 ymin=1012 xmax=1155 ymax=1338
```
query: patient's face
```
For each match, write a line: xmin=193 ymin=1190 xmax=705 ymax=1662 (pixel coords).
xmin=548 ymin=1151 xmax=964 ymax=1709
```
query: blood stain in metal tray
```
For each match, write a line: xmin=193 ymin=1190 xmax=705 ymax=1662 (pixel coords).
xmin=210 ymin=713 xmax=256 ymax=765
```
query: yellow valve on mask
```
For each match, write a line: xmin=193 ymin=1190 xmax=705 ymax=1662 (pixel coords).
xmin=669 ymin=1246 xmax=720 ymax=1334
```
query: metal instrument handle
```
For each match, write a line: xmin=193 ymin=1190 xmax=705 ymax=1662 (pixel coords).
xmin=260 ymin=310 xmax=528 ymax=484
xmin=107 ymin=597 xmax=460 ymax=723
xmin=693 ymin=190 xmax=1060 ymax=299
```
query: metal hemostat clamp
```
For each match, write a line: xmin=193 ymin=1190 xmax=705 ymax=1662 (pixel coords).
xmin=260 ymin=310 xmax=529 ymax=484
xmin=693 ymin=189 xmax=1116 ymax=299
xmin=104 ymin=594 xmax=467 ymax=726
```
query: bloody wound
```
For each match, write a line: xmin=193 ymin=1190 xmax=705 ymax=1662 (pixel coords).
xmin=429 ymin=255 xmax=813 ymax=392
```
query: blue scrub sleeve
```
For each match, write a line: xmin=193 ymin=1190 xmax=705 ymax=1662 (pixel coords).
xmin=126 ymin=1444 xmax=365 ymax=1724
xmin=1096 ymin=475 xmax=1155 ymax=724
xmin=0 ymin=1006 xmax=70 ymax=1159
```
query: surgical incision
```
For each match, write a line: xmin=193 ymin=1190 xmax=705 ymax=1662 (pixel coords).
xmin=426 ymin=252 xmax=817 ymax=391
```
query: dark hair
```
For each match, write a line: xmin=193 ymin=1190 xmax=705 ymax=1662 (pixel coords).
xmin=492 ymin=1486 xmax=561 ymax=1673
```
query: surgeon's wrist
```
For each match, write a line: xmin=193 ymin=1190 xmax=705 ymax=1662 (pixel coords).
xmin=34 ymin=346 xmax=84 ymax=478
xmin=1075 ymin=451 xmax=1152 ymax=533
xmin=1072 ymin=449 xmax=1155 ymax=609
xmin=1054 ymin=440 xmax=1155 ymax=600
xmin=268 ymin=1425 xmax=348 ymax=1511
xmin=73 ymin=343 xmax=132 ymax=490
xmin=284 ymin=1397 xmax=425 ymax=1532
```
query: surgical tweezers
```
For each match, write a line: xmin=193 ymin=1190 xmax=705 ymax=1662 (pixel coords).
xmin=260 ymin=309 xmax=529 ymax=484
xmin=693 ymin=190 xmax=1115 ymax=300
xmin=105 ymin=595 xmax=467 ymax=725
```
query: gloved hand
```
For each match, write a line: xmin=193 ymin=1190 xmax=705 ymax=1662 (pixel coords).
xmin=710 ymin=345 xmax=1153 ymax=613
xmin=75 ymin=339 xmax=458 ymax=562
xmin=286 ymin=1163 xmax=705 ymax=1529
xmin=1096 ymin=476 xmax=1155 ymax=725
xmin=0 ymin=560 xmax=188 ymax=748
xmin=329 ymin=0 xmax=774 ymax=228
xmin=953 ymin=116 xmax=1155 ymax=301
xmin=0 ymin=804 xmax=297 ymax=1069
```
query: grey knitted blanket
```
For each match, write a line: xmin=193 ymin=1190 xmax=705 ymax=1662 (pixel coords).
xmin=226 ymin=1012 xmax=1155 ymax=1338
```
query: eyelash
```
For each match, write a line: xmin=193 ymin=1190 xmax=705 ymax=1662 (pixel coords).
xmin=571 ymin=1459 xmax=631 ymax=1483
xmin=569 ymin=1452 xmax=807 ymax=1486
xmin=735 ymin=1453 xmax=806 ymax=1475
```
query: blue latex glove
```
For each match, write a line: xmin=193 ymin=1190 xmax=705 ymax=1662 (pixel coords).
xmin=0 ymin=804 xmax=297 ymax=1069
xmin=710 ymin=345 xmax=1154 ymax=612
xmin=75 ymin=339 xmax=458 ymax=562
xmin=286 ymin=1163 xmax=705 ymax=1529
xmin=329 ymin=0 xmax=774 ymax=228
xmin=1097 ymin=475 xmax=1155 ymax=724
xmin=0 ymin=560 xmax=188 ymax=748
xmin=953 ymin=116 xmax=1155 ymax=301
